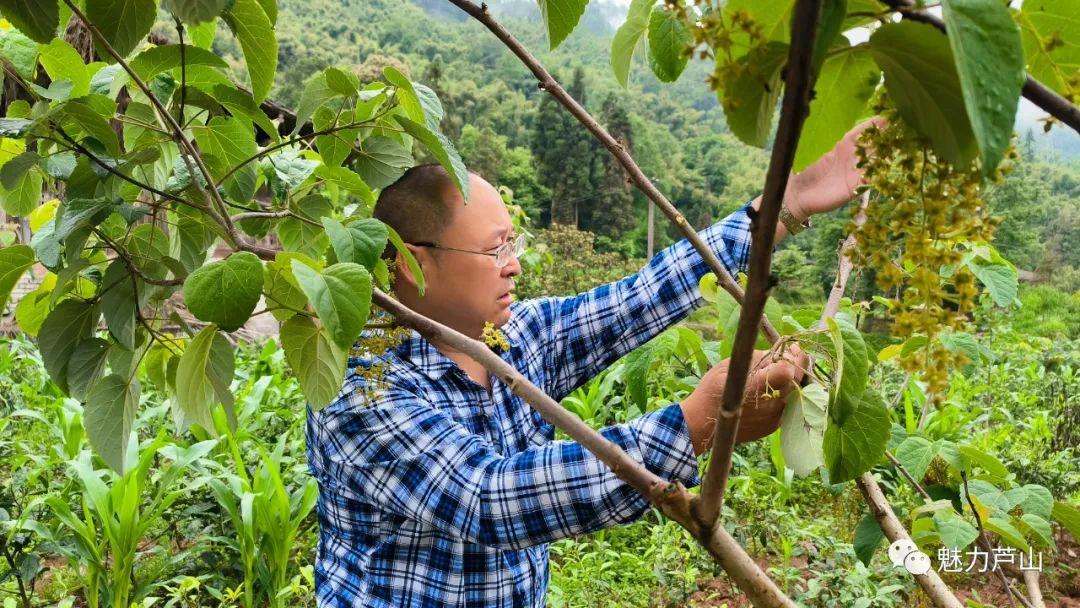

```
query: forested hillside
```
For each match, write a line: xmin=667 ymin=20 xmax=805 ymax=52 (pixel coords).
xmin=186 ymin=0 xmax=1080 ymax=299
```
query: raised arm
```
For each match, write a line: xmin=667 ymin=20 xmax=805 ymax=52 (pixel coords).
xmin=528 ymin=203 xmax=753 ymax=402
xmin=309 ymin=387 xmax=699 ymax=551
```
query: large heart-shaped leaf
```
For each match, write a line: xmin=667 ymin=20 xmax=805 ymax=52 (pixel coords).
xmin=182 ymin=251 xmax=263 ymax=332
xmin=84 ymin=374 xmax=139 ymax=473
xmin=281 ymin=314 xmax=347 ymax=410
xmin=290 ymin=260 xmax=372 ymax=349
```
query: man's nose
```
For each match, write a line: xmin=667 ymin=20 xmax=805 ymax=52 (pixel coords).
xmin=502 ymin=253 xmax=522 ymax=277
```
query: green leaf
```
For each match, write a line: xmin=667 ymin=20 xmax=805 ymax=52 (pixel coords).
xmin=538 ymin=0 xmax=588 ymax=49
xmin=210 ymin=83 xmax=279 ymax=142
xmin=940 ymin=0 xmax=1024 ymax=174
xmin=853 ymin=513 xmax=886 ymax=566
xmin=162 ymin=0 xmax=227 ymax=24
xmin=86 ymin=0 xmax=156 ymax=59
xmin=193 ymin=116 xmax=258 ymax=203
xmin=38 ymin=39 xmax=90 ymax=99
xmin=0 ymin=167 xmax=40 ymax=216
xmin=84 ymin=374 xmax=138 ymax=473
xmin=175 ymin=324 xmax=234 ymax=432
xmin=62 ymin=98 xmax=121 ymax=157
xmin=313 ymin=106 xmax=357 ymax=168
xmin=723 ymin=41 xmax=788 ymax=148
xmin=278 ymin=193 xmax=331 ymax=258
xmin=129 ymin=43 xmax=228 ymax=82
xmin=67 ymin=337 xmax=110 ymax=401
xmin=292 ymin=70 xmax=344 ymax=136
xmin=0 ymin=24 xmax=39 ymax=78
xmin=869 ymin=21 xmax=977 ymax=166
xmin=1017 ymin=0 xmax=1080 ymax=98
xmin=384 ymin=223 xmax=424 ymax=296
xmin=985 ymin=516 xmax=1030 ymax=551
xmin=1018 ymin=513 xmax=1055 ymax=548
xmin=0 ymin=0 xmax=59 ymax=44
xmin=37 ymin=299 xmax=99 ymax=393
xmin=265 ymin=148 xmax=319 ymax=198
xmin=221 ymin=0 xmax=276 ymax=103
xmin=171 ymin=204 xmax=216 ymax=273
xmin=1021 ymin=484 xmax=1054 ymax=521
xmin=933 ymin=510 xmax=979 ymax=550
xmin=966 ymin=479 xmax=1023 ymax=515
xmin=822 ymin=388 xmax=890 ymax=483
xmin=100 ymin=261 xmax=137 ymax=350
xmin=611 ymin=0 xmax=656 ymax=88
xmin=53 ymin=198 xmax=114 ymax=241
xmin=1051 ymin=501 xmax=1080 ymax=541
xmin=810 ymin=0 xmax=846 ymax=74
xmin=723 ymin=0 xmax=794 ymax=47
xmin=383 ymin=66 xmax=425 ymax=125
xmin=280 ymin=314 xmax=347 ymax=410
xmin=824 ymin=317 xmax=869 ymax=424
xmin=646 ymin=4 xmax=691 ymax=83
xmin=353 ymin=136 xmax=411 ymax=189
xmin=396 ymin=115 xmax=470 ymax=202
xmin=263 ymin=251 xmax=314 ymax=321
xmin=780 ymin=382 xmax=828 ymax=476
xmin=0 ymin=150 xmax=38 ymax=190
xmin=794 ymin=44 xmax=878 ymax=172
xmin=968 ymin=260 xmax=1017 ymax=307
xmin=894 ymin=436 xmax=936 ymax=483
xmin=956 ymin=444 xmax=1008 ymax=479
xmin=313 ymin=165 xmax=373 ymax=205
xmin=125 ymin=223 xmax=170 ymax=281
xmin=0 ymin=117 xmax=31 ymax=137
xmin=182 ymin=251 xmax=263 ymax=332
xmin=0 ymin=244 xmax=34 ymax=312
xmin=290 ymin=261 xmax=371 ymax=349
xmin=937 ymin=331 xmax=983 ymax=363
xmin=323 ymin=217 xmax=387 ymax=271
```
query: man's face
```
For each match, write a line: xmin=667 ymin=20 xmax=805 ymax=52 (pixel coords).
xmin=404 ymin=174 xmax=521 ymax=337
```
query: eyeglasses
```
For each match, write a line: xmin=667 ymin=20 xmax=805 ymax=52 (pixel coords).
xmin=410 ymin=233 xmax=526 ymax=268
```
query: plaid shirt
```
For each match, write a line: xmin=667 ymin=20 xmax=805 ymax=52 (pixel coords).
xmin=306 ymin=203 xmax=754 ymax=607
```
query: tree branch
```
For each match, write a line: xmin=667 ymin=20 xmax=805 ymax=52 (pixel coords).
xmin=879 ymin=0 xmax=1080 ymax=134
xmin=444 ymin=0 xmax=780 ymax=344
xmin=696 ymin=0 xmax=823 ymax=525
xmin=857 ymin=474 xmax=965 ymax=608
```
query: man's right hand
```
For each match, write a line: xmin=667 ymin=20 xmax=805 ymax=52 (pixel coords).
xmin=680 ymin=346 xmax=809 ymax=455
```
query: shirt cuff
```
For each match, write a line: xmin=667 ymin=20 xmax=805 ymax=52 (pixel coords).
xmin=629 ymin=403 xmax=701 ymax=489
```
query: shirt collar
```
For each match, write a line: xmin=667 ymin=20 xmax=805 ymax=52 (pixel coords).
xmin=393 ymin=329 xmax=457 ymax=381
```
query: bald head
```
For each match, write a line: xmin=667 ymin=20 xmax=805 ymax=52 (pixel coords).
xmin=373 ymin=164 xmax=460 ymax=257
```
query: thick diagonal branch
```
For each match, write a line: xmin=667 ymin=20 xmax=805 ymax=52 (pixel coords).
xmin=879 ymin=0 xmax=1080 ymax=134
xmin=444 ymin=0 xmax=779 ymax=344
xmin=695 ymin=0 xmax=823 ymax=525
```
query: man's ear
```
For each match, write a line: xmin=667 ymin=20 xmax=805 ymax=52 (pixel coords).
xmin=394 ymin=245 xmax=427 ymax=291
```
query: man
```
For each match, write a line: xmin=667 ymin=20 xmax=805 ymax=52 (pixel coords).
xmin=306 ymin=120 xmax=879 ymax=607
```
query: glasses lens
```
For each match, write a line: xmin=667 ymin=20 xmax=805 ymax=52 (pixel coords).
xmin=513 ymin=233 xmax=526 ymax=256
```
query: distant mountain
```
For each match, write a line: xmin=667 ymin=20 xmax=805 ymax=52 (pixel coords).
xmin=410 ymin=0 xmax=629 ymax=35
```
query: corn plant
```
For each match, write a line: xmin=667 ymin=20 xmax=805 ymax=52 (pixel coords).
xmin=47 ymin=434 xmax=217 ymax=608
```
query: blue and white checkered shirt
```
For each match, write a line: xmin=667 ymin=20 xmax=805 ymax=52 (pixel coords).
xmin=306 ymin=203 xmax=753 ymax=607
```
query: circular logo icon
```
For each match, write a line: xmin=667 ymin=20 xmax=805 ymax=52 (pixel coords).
xmin=904 ymin=550 xmax=932 ymax=575
xmin=888 ymin=539 xmax=918 ymax=567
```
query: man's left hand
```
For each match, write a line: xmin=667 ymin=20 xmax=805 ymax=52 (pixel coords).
xmin=784 ymin=116 xmax=887 ymax=222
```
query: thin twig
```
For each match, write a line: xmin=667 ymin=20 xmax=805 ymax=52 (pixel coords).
xmin=444 ymin=0 xmax=780 ymax=344
xmin=696 ymin=0 xmax=824 ymax=525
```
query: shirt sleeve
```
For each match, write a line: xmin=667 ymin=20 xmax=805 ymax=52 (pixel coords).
xmin=533 ymin=203 xmax=753 ymax=401
xmin=311 ymin=387 xmax=700 ymax=551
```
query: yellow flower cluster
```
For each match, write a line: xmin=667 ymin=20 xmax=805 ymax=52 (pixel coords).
xmin=848 ymin=101 xmax=1014 ymax=400
xmin=350 ymin=307 xmax=414 ymax=403
xmin=679 ymin=1 xmax=769 ymax=109
xmin=481 ymin=321 xmax=511 ymax=352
